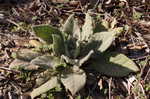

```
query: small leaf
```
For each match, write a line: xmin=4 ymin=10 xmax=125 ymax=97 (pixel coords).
xmin=90 ymin=52 xmax=139 ymax=77
xmin=62 ymin=14 xmax=74 ymax=35
xmin=101 ymin=19 xmax=109 ymax=29
xmin=52 ymin=34 xmax=65 ymax=56
xmin=32 ymin=25 xmax=62 ymax=44
xmin=112 ymin=27 xmax=124 ymax=35
xmin=110 ymin=18 xmax=117 ymax=29
xmin=30 ymin=55 xmax=63 ymax=69
xmin=81 ymin=13 xmax=93 ymax=41
xmin=30 ymin=77 xmax=59 ymax=99
xmin=61 ymin=66 xmax=86 ymax=95
xmin=133 ymin=9 xmax=142 ymax=20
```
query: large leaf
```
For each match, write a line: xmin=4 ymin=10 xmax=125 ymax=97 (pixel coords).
xmin=62 ymin=14 xmax=81 ymax=39
xmin=9 ymin=59 xmax=40 ymax=70
xmin=62 ymin=14 xmax=74 ymax=35
xmin=78 ymin=50 xmax=94 ymax=66
xmin=62 ymin=15 xmax=81 ymax=58
xmin=92 ymin=31 xmax=115 ymax=52
xmin=79 ymin=40 xmax=100 ymax=58
xmin=61 ymin=66 xmax=86 ymax=95
xmin=30 ymin=55 xmax=63 ymax=69
xmin=89 ymin=52 xmax=139 ymax=77
xmin=9 ymin=59 xmax=29 ymax=69
xmin=81 ymin=13 xmax=93 ymax=41
xmin=32 ymin=25 xmax=62 ymax=44
xmin=35 ymin=70 xmax=53 ymax=87
xmin=92 ymin=27 xmax=123 ymax=52
xmin=12 ymin=49 xmax=41 ymax=61
xmin=30 ymin=77 xmax=59 ymax=99
xmin=71 ymin=20 xmax=81 ymax=58
xmin=72 ymin=19 xmax=81 ymax=40
xmin=65 ymin=37 xmax=80 ymax=58
xmin=73 ymin=41 xmax=80 ymax=58
xmin=52 ymin=34 xmax=65 ymax=56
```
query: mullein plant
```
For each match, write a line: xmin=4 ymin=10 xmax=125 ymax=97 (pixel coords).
xmin=10 ymin=13 xmax=139 ymax=98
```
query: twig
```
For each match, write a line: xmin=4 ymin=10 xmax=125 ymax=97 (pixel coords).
xmin=11 ymin=8 xmax=20 ymax=17
xmin=0 ymin=67 xmax=20 ymax=74
xmin=109 ymin=77 xmax=112 ymax=99
xmin=139 ymin=83 xmax=147 ymax=99
xmin=92 ymin=0 xmax=100 ymax=10
xmin=8 ymin=92 xmax=12 ymax=99
xmin=78 ymin=0 xmax=84 ymax=13
xmin=131 ymin=55 xmax=149 ymax=60
xmin=122 ymin=80 xmax=131 ymax=95
xmin=143 ymin=67 xmax=150 ymax=82
xmin=6 ymin=19 xmax=26 ymax=32
xmin=10 ymin=81 xmax=22 ymax=94
xmin=0 ymin=74 xmax=7 ymax=79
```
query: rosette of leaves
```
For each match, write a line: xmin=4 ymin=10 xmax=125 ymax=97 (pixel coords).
xmin=10 ymin=13 xmax=139 ymax=98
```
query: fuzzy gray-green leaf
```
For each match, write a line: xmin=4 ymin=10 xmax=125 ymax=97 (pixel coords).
xmin=32 ymin=25 xmax=61 ymax=44
xmin=61 ymin=66 xmax=86 ymax=95
xmin=93 ymin=31 xmax=115 ymax=52
xmin=31 ymin=77 xmax=59 ymax=99
xmin=52 ymin=34 xmax=65 ymax=56
xmin=9 ymin=59 xmax=40 ymax=70
xmin=73 ymin=19 xmax=81 ymax=40
xmin=81 ymin=13 xmax=93 ymax=41
xmin=92 ymin=27 xmax=123 ymax=52
xmin=62 ymin=14 xmax=74 ymax=35
xmin=12 ymin=49 xmax=41 ymax=61
xmin=90 ymin=52 xmax=139 ymax=77
xmin=31 ymin=55 xmax=63 ymax=69
xmin=9 ymin=59 xmax=29 ymax=70
xmin=36 ymin=70 xmax=53 ymax=87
